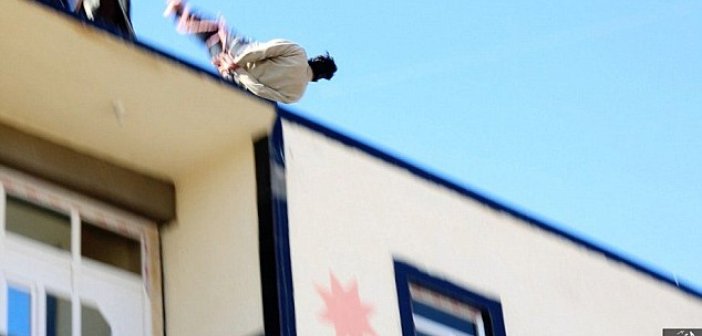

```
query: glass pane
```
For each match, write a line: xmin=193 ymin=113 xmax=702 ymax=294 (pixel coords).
xmin=5 ymin=196 xmax=71 ymax=251
xmin=81 ymin=222 xmax=141 ymax=275
xmin=81 ymin=304 xmax=111 ymax=336
xmin=7 ymin=286 xmax=32 ymax=336
xmin=412 ymin=300 xmax=477 ymax=336
xmin=410 ymin=283 xmax=483 ymax=336
xmin=46 ymin=293 xmax=71 ymax=336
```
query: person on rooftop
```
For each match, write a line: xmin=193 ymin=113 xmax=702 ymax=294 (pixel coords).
xmin=163 ymin=0 xmax=337 ymax=104
xmin=44 ymin=0 xmax=134 ymax=38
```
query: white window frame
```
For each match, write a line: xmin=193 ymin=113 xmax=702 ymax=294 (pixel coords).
xmin=0 ymin=166 xmax=162 ymax=336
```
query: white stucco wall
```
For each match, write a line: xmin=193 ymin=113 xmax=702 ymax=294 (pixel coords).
xmin=161 ymin=141 xmax=264 ymax=336
xmin=282 ymin=120 xmax=702 ymax=335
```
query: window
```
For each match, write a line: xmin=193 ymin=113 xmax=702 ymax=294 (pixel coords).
xmin=0 ymin=168 xmax=160 ymax=336
xmin=81 ymin=221 xmax=141 ymax=275
xmin=5 ymin=196 xmax=71 ymax=252
xmin=394 ymin=261 xmax=506 ymax=336
xmin=7 ymin=285 xmax=32 ymax=336
xmin=46 ymin=292 xmax=72 ymax=336
xmin=81 ymin=302 xmax=111 ymax=336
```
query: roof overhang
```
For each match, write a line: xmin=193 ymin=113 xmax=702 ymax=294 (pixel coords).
xmin=0 ymin=0 xmax=276 ymax=181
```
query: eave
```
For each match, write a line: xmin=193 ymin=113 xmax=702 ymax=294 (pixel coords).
xmin=0 ymin=0 xmax=276 ymax=221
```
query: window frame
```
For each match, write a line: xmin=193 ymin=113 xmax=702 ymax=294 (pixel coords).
xmin=394 ymin=260 xmax=507 ymax=336
xmin=0 ymin=166 xmax=162 ymax=336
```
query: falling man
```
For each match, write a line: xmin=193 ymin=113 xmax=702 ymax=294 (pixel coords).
xmin=163 ymin=0 xmax=337 ymax=104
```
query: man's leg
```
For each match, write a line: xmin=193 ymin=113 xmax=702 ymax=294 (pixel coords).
xmin=163 ymin=0 xmax=235 ymax=58
xmin=163 ymin=0 xmax=223 ymax=57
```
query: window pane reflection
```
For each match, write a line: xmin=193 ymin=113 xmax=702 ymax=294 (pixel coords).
xmin=46 ymin=293 xmax=72 ymax=336
xmin=8 ymin=286 xmax=32 ymax=336
xmin=82 ymin=222 xmax=141 ymax=275
xmin=82 ymin=303 xmax=111 ymax=336
xmin=5 ymin=196 xmax=71 ymax=251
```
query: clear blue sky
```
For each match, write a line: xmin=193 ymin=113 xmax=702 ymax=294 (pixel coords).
xmin=134 ymin=0 xmax=701 ymax=291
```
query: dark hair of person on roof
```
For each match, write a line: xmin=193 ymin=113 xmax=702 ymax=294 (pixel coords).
xmin=309 ymin=52 xmax=337 ymax=82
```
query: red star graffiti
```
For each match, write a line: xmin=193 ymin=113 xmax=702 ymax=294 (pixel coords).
xmin=316 ymin=273 xmax=377 ymax=336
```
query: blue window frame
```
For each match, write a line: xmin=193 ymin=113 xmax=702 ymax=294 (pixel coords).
xmin=394 ymin=260 xmax=507 ymax=336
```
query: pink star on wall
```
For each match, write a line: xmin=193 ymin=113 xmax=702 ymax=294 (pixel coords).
xmin=316 ymin=273 xmax=377 ymax=336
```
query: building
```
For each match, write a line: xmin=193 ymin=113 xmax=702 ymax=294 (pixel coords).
xmin=1 ymin=0 xmax=700 ymax=335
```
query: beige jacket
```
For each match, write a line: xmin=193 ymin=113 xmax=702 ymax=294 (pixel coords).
xmin=232 ymin=39 xmax=313 ymax=103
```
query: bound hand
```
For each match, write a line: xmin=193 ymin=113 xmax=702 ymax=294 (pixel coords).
xmin=213 ymin=52 xmax=240 ymax=76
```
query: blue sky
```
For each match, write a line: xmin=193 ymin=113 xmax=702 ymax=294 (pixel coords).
xmin=133 ymin=0 xmax=701 ymax=291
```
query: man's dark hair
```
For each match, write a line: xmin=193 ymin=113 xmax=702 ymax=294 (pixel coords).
xmin=309 ymin=52 xmax=337 ymax=82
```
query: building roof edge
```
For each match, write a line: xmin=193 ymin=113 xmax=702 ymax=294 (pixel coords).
xmin=30 ymin=0 xmax=275 ymax=106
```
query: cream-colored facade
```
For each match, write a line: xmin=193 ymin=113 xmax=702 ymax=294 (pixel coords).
xmin=282 ymin=120 xmax=702 ymax=335
xmin=1 ymin=1 xmax=700 ymax=335
xmin=162 ymin=142 xmax=265 ymax=336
